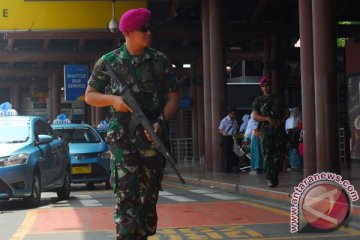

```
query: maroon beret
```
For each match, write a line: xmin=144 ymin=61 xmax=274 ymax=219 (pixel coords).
xmin=259 ymin=76 xmax=271 ymax=87
xmin=119 ymin=8 xmax=151 ymax=32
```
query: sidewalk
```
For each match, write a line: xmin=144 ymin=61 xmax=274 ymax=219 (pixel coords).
xmin=163 ymin=160 xmax=360 ymax=216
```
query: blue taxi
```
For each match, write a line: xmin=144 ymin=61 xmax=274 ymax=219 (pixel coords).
xmin=51 ymin=123 xmax=111 ymax=188
xmin=0 ymin=113 xmax=71 ymax=208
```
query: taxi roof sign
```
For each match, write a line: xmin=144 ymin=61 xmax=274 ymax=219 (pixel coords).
xmin=97 ymin=119 xmax=109 ymax=131
xmin=0 ymin=102 xmax=18 ymax=116
xmin=53 ymin=113 xmax=71 ymax=124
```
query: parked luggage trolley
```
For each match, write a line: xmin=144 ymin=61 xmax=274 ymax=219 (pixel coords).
xmin=233 ymin=136 xmax=251 ymax=171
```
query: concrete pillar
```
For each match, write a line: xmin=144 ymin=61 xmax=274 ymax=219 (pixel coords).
xmin=191 ymin=61 xmax=199 ymax=162
xmin=263 ymin=36 xmax=271 ymax=76
xmin=201 ymin=0 xmax=213 ymax=170
xmin=209 ymin=0 xmax=226 ymax=171
xmin=48 ymin=77 xmax=53 ymax=121
xmin=95 ymin=107 xmax=103 ymax=125
xmin=51 ymin=73 xmax=61 ymax=120
xmin=91 ymin=106 xmax=97 ymax=127
xmin=84 ymin=104 xmax=92 ymax=124
xmin=11 ymin=84 xmax=20 ymax=112
xmin=312 ymin=0 xmax=340 ymax=173
xmin=196 ymin=59 xmax=205 ymax=162
xmin=299 ymin=0 xmax=317 ymax=176
xmin=270 ymin=32 xmax=283 ymax=98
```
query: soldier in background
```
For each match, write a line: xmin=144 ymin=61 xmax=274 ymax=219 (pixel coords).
xmin=84 ymin=8 xmax=179 ymax=240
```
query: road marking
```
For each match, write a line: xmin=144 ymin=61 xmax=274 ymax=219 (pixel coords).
xmin=162 ymin=182 xmax=192 ymax=190
xmin=76 ymin=194 xmax=102 ymax=207
xmin=203 ymin=193 xmax=240 ymax=200
xmin=159 ymin=191 xmax=196 ymax=202
xmin=10 ymin=210 xmax=37 ymax=240
xmin=150 ymin=224 xmax=360 ymax=240
xmin=340 ymin=225 xmax=360 ymax=234
xmin=190 ymin=189 xmax=241 ymax=200
xmin=54 ymin=202 xmax=72 ymax=207
xmin=190 ymin=189 xmax=214 ymax=194
xmin=149 ymin=225 xmax=264 ymax=239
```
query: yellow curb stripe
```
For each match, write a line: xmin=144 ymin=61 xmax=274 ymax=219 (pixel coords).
xmin=10 ymin=210 xmax=37 ymax=240
xmin=250 ymin=232 xmax=360 ymax=239
xmin=338 ymin=225 xmax=360 ymax=235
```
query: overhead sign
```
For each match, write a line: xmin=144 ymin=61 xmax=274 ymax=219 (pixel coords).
xmin=64 ymin=64 xmax=88 ymax=102
xmin=0 ymin=0 xmax=146 ymax=31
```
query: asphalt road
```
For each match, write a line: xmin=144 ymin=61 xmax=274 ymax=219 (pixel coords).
xmin=0 ymin=181 xmax=360 ymax=240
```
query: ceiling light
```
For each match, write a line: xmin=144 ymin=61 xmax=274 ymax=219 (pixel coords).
xmin=230 ymin=46 xmax=241 ymax=50
xmin=108 ymin=0 xmax=118 ymax=33
xmin=183 ymin=64 xmax=191 ymax=68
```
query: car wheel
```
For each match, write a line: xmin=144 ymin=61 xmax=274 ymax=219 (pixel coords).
xmin=23 ymin=172 xmax=41 ymax=208
xmin=57 ymin=169 xmax=71 ymax=200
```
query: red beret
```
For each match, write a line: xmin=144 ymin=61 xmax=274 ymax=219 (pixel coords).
xmin=119 ymin=8 xmax=151 ymax=32
xmin=259 ymin=76 xmax=271 ymax=86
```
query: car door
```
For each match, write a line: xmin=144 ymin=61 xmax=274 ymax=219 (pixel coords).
xmin=44 ymin=122 xmax=67 ymax=187
xmin=34 ymin=120 xmax=54 ymax=189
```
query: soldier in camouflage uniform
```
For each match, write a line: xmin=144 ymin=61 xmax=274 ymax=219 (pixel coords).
xmin=84 ymin=8 xmax=179 ymax=240
xmin=252 ymin=76 xmax=287 ymax=188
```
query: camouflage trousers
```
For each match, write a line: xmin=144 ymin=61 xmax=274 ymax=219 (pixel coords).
xmin=259 ymin=129 xmax=286 ymax=181
xmin=109 ymin=137 xmax=163 ymax=240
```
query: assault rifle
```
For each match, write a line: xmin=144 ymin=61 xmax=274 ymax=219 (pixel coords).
xmin=104 ymin=61 xmax=185 ymax=184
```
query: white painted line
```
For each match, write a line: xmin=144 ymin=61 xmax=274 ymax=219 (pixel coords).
xmin=75 ymin=194 xmax=92 ymax=199
xmin=190 ymin=189 xmax=240 ymax=200
xmin=159 ymin=191 xmax=195 ymax=202
xmin=76 ymin=194 xmax=102 ymax=206
xmin=39 ymin=205 xmax=52 ymax=209
xmin=54 ymin=203 xmax=71 ymax=207
xmin=79 ymin=199 xmax=102 ymax=207
xmin=189 ymin=189 xmax=215 ymax=194
xmin=204 ymin=193 xmax=240 ymax=200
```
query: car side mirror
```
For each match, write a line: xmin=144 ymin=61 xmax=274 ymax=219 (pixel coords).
xmin=37 ymin=134 xmax=53 ymax=144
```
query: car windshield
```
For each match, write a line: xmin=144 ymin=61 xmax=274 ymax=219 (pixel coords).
xmin=0 ymin=119 xmax=30 ymax=143
xmin=54 ymin=128 xmax=101 ymax=143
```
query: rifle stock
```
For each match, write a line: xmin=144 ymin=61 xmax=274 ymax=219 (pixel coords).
xmin=104 ymin=61 xmax=185 ymax=184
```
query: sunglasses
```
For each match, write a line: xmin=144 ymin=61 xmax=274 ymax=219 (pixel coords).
xmin=137 ymin=24 xmax=152 ymax=33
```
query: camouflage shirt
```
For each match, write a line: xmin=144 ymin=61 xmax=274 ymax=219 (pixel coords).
xmin=252 ymin=94 xmax=287 ymax=134
xmin=88 ymin=44 xmax=179 ymax=123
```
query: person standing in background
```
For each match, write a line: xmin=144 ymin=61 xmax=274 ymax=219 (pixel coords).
xmin=252 ymin=76 xmax=288 ymax=188
xmin=239 ymin=113 xmax=250 ymax=133
xmin=84 ymin=8 xmax=179 ymax=240
xmin=285 ymin=107 xmax=302 ymax=171
xmin=243 ymin=113 xmax=262 ymax=174
xmin=219 ymin=107 xmax=239 ymax=173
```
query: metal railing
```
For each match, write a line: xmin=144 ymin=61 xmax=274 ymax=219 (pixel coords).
xmin=170 ymin=138 xmax=193 ymax=164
